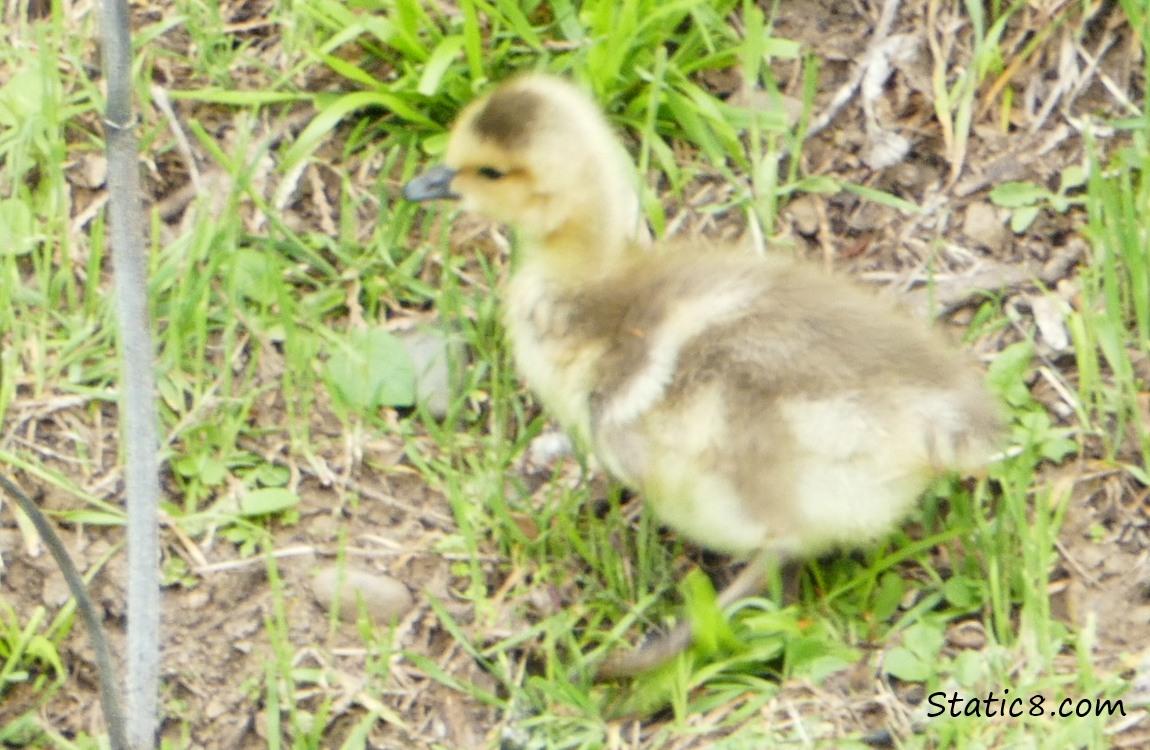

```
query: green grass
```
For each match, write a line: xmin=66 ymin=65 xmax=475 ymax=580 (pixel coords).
xmin=1 ymin=0 xmax=1147 ymax=748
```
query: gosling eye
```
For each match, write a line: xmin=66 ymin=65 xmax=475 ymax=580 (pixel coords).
xmin=476 ymin=166 xmax=505 ymax=180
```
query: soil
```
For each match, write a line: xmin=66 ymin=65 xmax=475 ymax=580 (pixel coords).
xmin=2 ymin=0 xmax=1148 ymax=748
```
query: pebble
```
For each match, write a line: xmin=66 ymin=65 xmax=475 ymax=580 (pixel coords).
xmin=961 ymin=201 xmax=1009 ymax=250
xmin=310 ymin=565 xmax=413 ymax=624
xmin=395 ymin=326 xmax=459 ymax=419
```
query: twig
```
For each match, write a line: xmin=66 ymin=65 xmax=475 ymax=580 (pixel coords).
xmin=901 ymin=240 xmax=1085 ymax=319
xmin=806 ymin=0 xmax=903 ymax=137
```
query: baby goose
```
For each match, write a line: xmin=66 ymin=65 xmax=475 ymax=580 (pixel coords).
xmin=404 ymin=74 xmax=1000 ymax=677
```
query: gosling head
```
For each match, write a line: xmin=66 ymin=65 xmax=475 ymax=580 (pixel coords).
xmin=404 ymin=75 xmax=644 ymax=263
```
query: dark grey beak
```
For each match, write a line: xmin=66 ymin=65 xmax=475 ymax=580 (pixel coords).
xmin=403 ymin=164 xmax=460 ymax=201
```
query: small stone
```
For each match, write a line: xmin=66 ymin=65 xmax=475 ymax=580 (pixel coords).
xmin=961 ymin=202 xmax=1009 ymax=250
xmin=69 ymin=154 xmax=107 ymax=189
xmin=525 ymin=430 xmax=573 ymax=468
xmin=184 ymin=589 xmax=211 ymax=611
xmin=1029 ymin=293 xmax=1070 ymax=352
xmin=310 ymin=565 xmax=413 ymax=624
xmin=395 ymin=326 xmax=461 ymax=419
xmin=862 ymin=128 xmax=911 ymax=170
xmin=946 ymin=621 xmax=988 ymax=650
xmin=786 ymin=195 xmax=821 ymax=237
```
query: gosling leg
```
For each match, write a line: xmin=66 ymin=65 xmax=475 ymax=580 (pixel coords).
xmin=595 ymin=548 xmax=777 ymax=679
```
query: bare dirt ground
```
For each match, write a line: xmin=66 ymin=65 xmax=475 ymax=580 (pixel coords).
xmin=2 ymin=0 xmax=1149 ymax=747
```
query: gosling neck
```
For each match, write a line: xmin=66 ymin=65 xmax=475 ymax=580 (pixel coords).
xmin=519 ymin=192 xmax=647 ymax=281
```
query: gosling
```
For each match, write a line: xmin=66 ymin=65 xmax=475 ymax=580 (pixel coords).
xmin=404 ymin=74 xmax=1000 ymax=677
